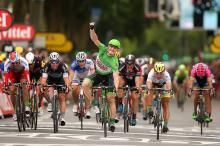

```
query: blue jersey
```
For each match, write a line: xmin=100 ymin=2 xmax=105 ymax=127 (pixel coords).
xmin=70 ymin=59 xmax=94 ymax=79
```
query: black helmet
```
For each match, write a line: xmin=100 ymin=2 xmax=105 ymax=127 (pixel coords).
xmin=125 ymin=54 xmax=135 ymax=65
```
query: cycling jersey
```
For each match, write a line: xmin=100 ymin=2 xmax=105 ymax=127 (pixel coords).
xmin=119 ymin=63 xmax=141 ymax=87
xmin=29 ymin=56 xmax=44 ymax=81
xmin=4 ymin=57 xmax=30 ymax=85
xmin=70 ymin=59 xmax=94 ymax=83
xmin=141 ymin=64 xmax=150 ymax=82
xmin=95 ymin=43 xmax=119 ymax=75
xmin=42 ymin=63 xmax=68 ymax=85
xmin=147 ymin=69 xmax=171 ymax=87
xmin=190 ymin=63 xmax=212 ymax=87
xmin=174 ymin=69 xmax=188 ymax=84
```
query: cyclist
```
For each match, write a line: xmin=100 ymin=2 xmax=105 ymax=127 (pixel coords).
xmin=70 ymin=52 xmax=95 ymax=116
xmin=188 ymin=63 xmax=214 ymax=122
xmin=145 ymin=62 xmax=172 ymax=133
xmin=3 ymin=51 xmax=30 ymax=121
xmin=173 ymin=64 xmax=188 ymax=111
xmin=82 ymin=22 xmax=120 ymax=132
xmin=25 ymin=52 xmax=45 ymax=115
xmin=118 ymin=54 xmax=142 ymax=126
xmin=41 ymin=52 xmax=70 ymax=126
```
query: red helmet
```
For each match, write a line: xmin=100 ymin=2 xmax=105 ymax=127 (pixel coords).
xmin=196 ymin=63 xmax=206 ymax=77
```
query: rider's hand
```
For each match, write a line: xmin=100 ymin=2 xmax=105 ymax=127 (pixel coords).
xmin=89 ymin=22 xmax=95 ymax=30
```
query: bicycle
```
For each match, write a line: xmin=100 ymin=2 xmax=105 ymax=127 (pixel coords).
xmin=29 ymin=82 xmax=40 ymax=130
xmin=43 ymin=84 xmax=66 ymax=133
xmin=190 ymin=87 xmax=212 ymax=135
xmin=77 ymin=81 xmax=85 ymax=130
xmin=92 ymin=86 xmax=114 ymax=137
xmin=176 ymin=84 xmax=186 ymax=112
xmin=119 ymin=85 xmax=139 ymax=133
xmin=5 ymin=83 xmax=29 ymax=132
xmin=146 ymin=87 xmax=172 ymax=140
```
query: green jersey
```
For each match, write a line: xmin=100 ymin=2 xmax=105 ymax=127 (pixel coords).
xmin=174 ymin=69 xmax=188 ymax=84
xmin=95 ymin=43 xmax=119 ymax=75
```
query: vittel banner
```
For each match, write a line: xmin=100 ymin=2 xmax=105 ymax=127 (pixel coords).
xmin=0 ymin=24 xmax=35 ymax=41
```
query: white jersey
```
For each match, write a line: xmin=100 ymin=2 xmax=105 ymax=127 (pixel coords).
xmin=147 ymin=69 xmax=171 ymax=85
xmin=4 ymin=56 xmax=29 ymax=72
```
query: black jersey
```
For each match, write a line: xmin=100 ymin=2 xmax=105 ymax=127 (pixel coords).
xmin=42 ymin=62 xmax=68 ymax=85
xmin=29 ymin=56 xmax=43 ymax=81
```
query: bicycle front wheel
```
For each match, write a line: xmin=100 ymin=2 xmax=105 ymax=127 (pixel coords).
xmin=53 ymin=96 xmax=59 ymax=133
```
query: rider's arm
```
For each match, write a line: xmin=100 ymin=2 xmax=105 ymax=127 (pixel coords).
xmin=135 ymin=65 xmax=142 ymax=88
xmin=113 ymin=71 xmax=120 ymax=91
xmin=69 ymin=70 xmax=74 ymax=82
xmin=90 ymin=29 xmax=101 ymax=46
xmin=89 ymin=59 xmax=95 ymax=75
xmin=3 ymin=59 xmax=10 ymax=85
xmin=62 ymin=64 xmax=70 ymax=87
xmin=41 ymin=65 xmax=48 ymax=86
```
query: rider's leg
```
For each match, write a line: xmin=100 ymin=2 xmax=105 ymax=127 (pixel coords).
xmin=82 ymin=78 xmax=93 ymax=111
xmin=162 ymin=97 xmax=170 ymax=127
xmin=204 ymin=90 xmax=212 ymax=120
xmin=72 ymin=83 xmax=79 ymax=114
xmin=59 ymin=92 xmax=66 ymax=125
xmin=21 ymin=79 xmax=29 ymax=108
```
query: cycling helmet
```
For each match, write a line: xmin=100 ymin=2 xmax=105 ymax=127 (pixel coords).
xmin=125 ymin=54 xmax=135 ymax=65
xmin=108 ymin=39 xmax=120 ymax=49
xmin=9 ymin=51 xmax=20 ymax=63
xmin=76 ymin=52 xmax=87 ymax=61
xmin=196 ymin=63 xmax=206 ymax=77
xmin=15 ymin=46 xmax=24 ymax=55
xmin=136 ymin=58 xmax=145 ymax=66
xmin=49 ymin=52 xmax=59 ymax=61
xmin=25 ymin=52 xmax=35 ymax=64
xmin=178 ymin=64 xmax=186 ymax=71
xmin=154 ymin=62 xmax=165 ymax=73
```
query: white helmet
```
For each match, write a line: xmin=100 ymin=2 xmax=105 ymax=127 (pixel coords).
xmin=76 ymin=52 xmax=87 ymax=61
xmin=25 ymin=52 xmax=35 ymax=64
xmin=49 ymin=52 xmax=59 ymax=61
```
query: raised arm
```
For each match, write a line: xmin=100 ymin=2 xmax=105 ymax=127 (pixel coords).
xmin=89 ymin=23 xmax=101 ymax=46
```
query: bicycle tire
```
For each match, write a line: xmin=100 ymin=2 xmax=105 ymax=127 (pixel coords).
xmin=53 ymin=95 xmax=59 ymax=133
xmin=103 ymin=99 xmax=107 ymax=137
xmin=31 ymin=94 xmax=38 ymax=130
xmin=199 ymin=99 xmax=204 ymax=135
xmin=16 ymin=95 xmax=22 ymax=132
xmin=79 ymin=101 xmax=83 ymax=130
xmin=21 ymin=100 xmax=27 ymax=131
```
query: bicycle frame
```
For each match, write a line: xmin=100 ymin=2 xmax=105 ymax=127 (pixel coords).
xmin=191 ymin=88 xmax=211 ymax=135
xmin=43 ymin=84 xmax=65 ymax=133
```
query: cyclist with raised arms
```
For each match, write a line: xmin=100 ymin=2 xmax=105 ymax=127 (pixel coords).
xmin=70 ymin=51 xmax=95 ymax=116
xmin=118 ymin=54 xmax=142 ymax=126
xmin=145 ymin=62 xmax=172 ymax=133
xmin=3 ymin=51 xmax=30 ymax=121
xmin=188 ymin=63 xmax=214 ymax=122
xmin=82 ymin=22 xmax=120 ymax=132
xmin=41 ymin=52 xmax=70 ymax=126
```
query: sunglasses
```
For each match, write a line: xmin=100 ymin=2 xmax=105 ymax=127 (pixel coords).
xmin=77 ymin=60 xmax=85 ymax=63
xmin=50 ymin=60 xmax=59 ymax=64
xmin=109 ymin=44 xmax=119 ymax=49
xmin=12 ymin=61 xmax=20 ymax=65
